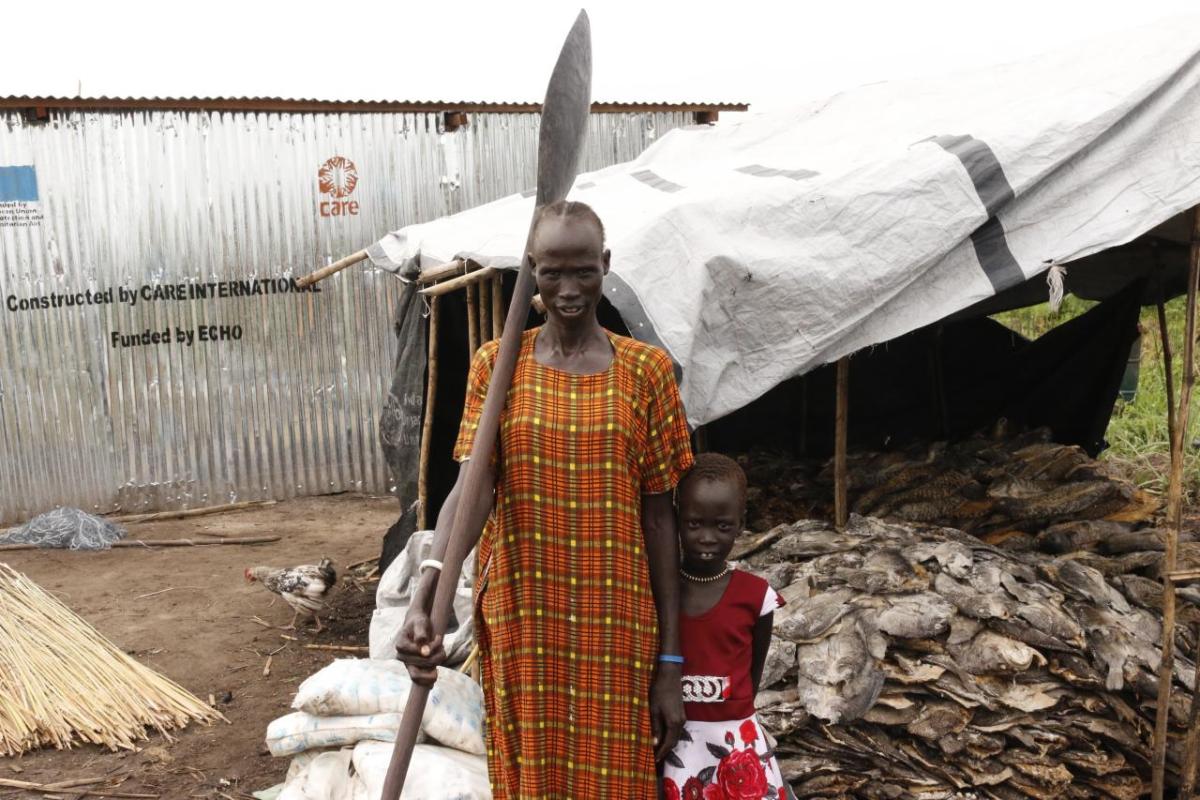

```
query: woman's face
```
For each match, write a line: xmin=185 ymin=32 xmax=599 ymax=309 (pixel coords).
xmin=531 ymin=216 xmax=610 ymax=326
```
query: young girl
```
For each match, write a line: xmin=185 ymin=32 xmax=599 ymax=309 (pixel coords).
xmin=663 ymin=452 xmax=790 ymax=800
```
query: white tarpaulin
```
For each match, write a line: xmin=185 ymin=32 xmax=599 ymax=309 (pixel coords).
xmin=368 ymin=19 xmax=1200 ymax=426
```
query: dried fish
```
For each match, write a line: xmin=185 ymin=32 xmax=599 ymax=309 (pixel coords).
xmin=1040 ymin=560 xmax=1131 ymax=613
xmin=796 ymin=612 xmax=886 ymax=723
xmin=947 ymin=631 xmax=1045 ymax=674
xmin=733 ymin=429 xmax=1192 ymax=798
xmin=1037 ymin=520 xmax=1128 ymax=554
xmin=776 ymin=588 xmax=855 ymax=642
xmin=906 ymin=702 xmax=972 ymax=740
xmin=740 ymin=510 xmax=1190 ymax=798
xmin=934 ymin=573 xmax=1013 ymax=620
xmin=875 ymin=593 xmax=957 ymax=639
xmin=762 ymin=638 xmax=798 ymax=687
xmin=849 ymin=548 xmax=931 ymax=594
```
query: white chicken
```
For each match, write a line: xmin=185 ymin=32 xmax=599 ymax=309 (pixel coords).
xmin=245 ymin=558 xmax=337 ymax=631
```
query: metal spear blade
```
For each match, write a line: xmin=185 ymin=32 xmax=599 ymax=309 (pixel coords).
xmin=537 ymin=10 xmax=592 ymax=207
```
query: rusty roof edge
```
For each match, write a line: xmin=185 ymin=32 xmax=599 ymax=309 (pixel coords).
xmin=0 ymin=96 xmax=749 ymax=114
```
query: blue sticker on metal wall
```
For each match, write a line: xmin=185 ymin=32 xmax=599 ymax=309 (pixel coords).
xmin=0 ymin=166 xmax=39 ymax=202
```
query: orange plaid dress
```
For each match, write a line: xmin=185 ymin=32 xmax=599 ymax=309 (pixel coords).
xmin=454 ymin=327 xmax=694 ymax=800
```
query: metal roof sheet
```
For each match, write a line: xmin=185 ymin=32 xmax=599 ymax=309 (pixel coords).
xmin=0 ymin=95 xmax=747 ymax=115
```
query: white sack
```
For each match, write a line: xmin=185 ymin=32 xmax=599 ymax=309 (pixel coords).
xmin=372 ymin=530 xmax=476 ymax=664
xmin=287 ymin=660 xmax=485 ymax=755
xmin=266 ymin=712 xmax=404 ymax=757
xmin=423 ymin=666 xmax=487 ymax=755
xmin=276 ymin=749 xmax=363 ymax=800
xmin=293 ymin=658 xmax=413 ymax=716
xmin=370 ymin=606 xmax=472 ymax=664
xmin=353 ymin=740 xmax=491 ymax=800
xmin=288 ymin=751 xmax=324 ymax=780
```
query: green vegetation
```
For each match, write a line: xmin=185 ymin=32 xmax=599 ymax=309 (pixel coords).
xmin=993 ymin=296 xmax=1200 ymax=499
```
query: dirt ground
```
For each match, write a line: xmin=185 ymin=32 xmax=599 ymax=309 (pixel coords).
xmin=0 ymin=493 xmax=397 ymax=799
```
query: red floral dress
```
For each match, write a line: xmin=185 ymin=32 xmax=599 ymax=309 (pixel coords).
xmin=663 ymin=570 xmax=790 ymax=800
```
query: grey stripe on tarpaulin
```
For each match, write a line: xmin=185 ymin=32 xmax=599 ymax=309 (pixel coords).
xmin=520 ymin=188 xmax=536 ymax=198
xmin=631 ymin=169 xmax=684 ymax=193
xmin=933 ymin=134 xmax=1025 ymax=293
xmin=365 ymin=240 xmax=404 ymax=271
xmin=736 ymin=164 xmax=819 ymax=181
xmin=604 ymin=271 xmax=682 ymax=381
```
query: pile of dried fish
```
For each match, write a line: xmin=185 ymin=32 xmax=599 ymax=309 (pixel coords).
xmin=741 ymin=427 xmax=1160 ymax=553
xmin=741 ymin=515 xmax=1195 ymax=799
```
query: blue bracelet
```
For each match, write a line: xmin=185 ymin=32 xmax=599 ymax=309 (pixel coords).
xmin=658 ymin=654 xmax=685 ymax=665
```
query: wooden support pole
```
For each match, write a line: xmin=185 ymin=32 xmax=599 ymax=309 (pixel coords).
xmin=1180 ymin=622 xmax=1200 ymax=799
xmin=416 ymin=260 xmax=466 ymax=285
xmin=0 ymin=536 xmax=281 ymax=551
xmin=1152 ymin=205 xmax=1200 ymax=800
xmin=417 ymin=297 xmax=440 ymax=531
xmin=491 ymin=273 xmax=504 ymax=339
xmin=1169 ymin=569 xmax=1200 ymax=583
xmin=798 ymin=375 xmax=808 ymax=457
xmin=834 ymin=357 xmax=850 ymax=530
xmin=466 ymin=270 xmax=480 ymax=358
xmin=304 ymin=643 xmax=370 ymax=653
xmin=932 ymin=326 xmax=949 ymax=440
xmin=108 ymin=499 xmax=275 ymax=523
xmin=479 ymin=275 xmax=492 ymax=346
xmin=419 ymin=266 xmax=497 ymax=297
xmin=296 ymin=249 xmax=368 ymax=288
xmin=1159 ymin=300 xmax=1177 ymax=450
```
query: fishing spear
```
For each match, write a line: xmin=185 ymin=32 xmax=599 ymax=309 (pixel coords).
xmin=379 ymin=10 xmax=593 ymax=798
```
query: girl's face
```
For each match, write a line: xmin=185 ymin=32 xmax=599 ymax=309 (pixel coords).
xmin=678 ymin=477 xmax=743 ymax=576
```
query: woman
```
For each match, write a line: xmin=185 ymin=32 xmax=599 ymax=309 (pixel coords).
xmin=396 ymin=200 xmax=694 ymax=798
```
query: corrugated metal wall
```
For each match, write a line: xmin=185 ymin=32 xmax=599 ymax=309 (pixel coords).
xmin=0 ymin=108 xmax=693 ymax=523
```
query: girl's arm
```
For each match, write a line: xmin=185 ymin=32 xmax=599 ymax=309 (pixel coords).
xmin=751 ymin=611 xmax=774 ymax=695
xmin=643 ymin=491 xmax=685 ymax=761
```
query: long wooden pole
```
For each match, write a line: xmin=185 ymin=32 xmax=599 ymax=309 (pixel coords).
xmin=479 ymin=275 xmax=493 ymax=346
xmin=379 ymin=12 xmax=592 ymax=797
xmin=465 ymin=262 xmax=481 ymax=358
xmin=417 ymin=297 xmax=440 ymax=531
xmin=1180 ymin=622 xmax=1200 ymax=799
xmin=932 ymin=326 xmax=949 ymax=439
xmin=1169 ymin=570 xmax=1200 ymax=583
xmin=415 ymin=260 xmax=465 ymax=285
xmin=834 ymin=357 xmax=850 ymax=529
xmin=0 ymin=536 xmax=281 ymax=551
xmin=295 ymin=249 xmax=368 ymax=289
xmin=1152 ymin=205 xmax=1200 ymax=800
xmin=798 ymin=375 xmax=808 ymax=456
xmin=1158 ymin=300 xmax=1176 ymax=450
xmin=297 ymin=256 xmax=462 ymax=291
xmin=108 ymin=499 xmax=274 ymax=523
xmin=420 ymin=266 xmax=498 ymax=297
xmin=492 ymin=272 xmax=504 ymax=339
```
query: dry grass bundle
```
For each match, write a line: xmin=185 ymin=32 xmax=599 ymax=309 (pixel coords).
xmin=0 ymin=563 xmax=225 ymax=756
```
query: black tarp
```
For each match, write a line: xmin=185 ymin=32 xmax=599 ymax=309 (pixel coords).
xmin=705 ymin=279 xmax=1146 ymax=459
xmin=377 ymin=282 xmax=427 ymax=571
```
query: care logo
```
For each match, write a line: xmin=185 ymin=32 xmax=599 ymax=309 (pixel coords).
xmin=318 ymin=156 xmax=360 ymax=217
